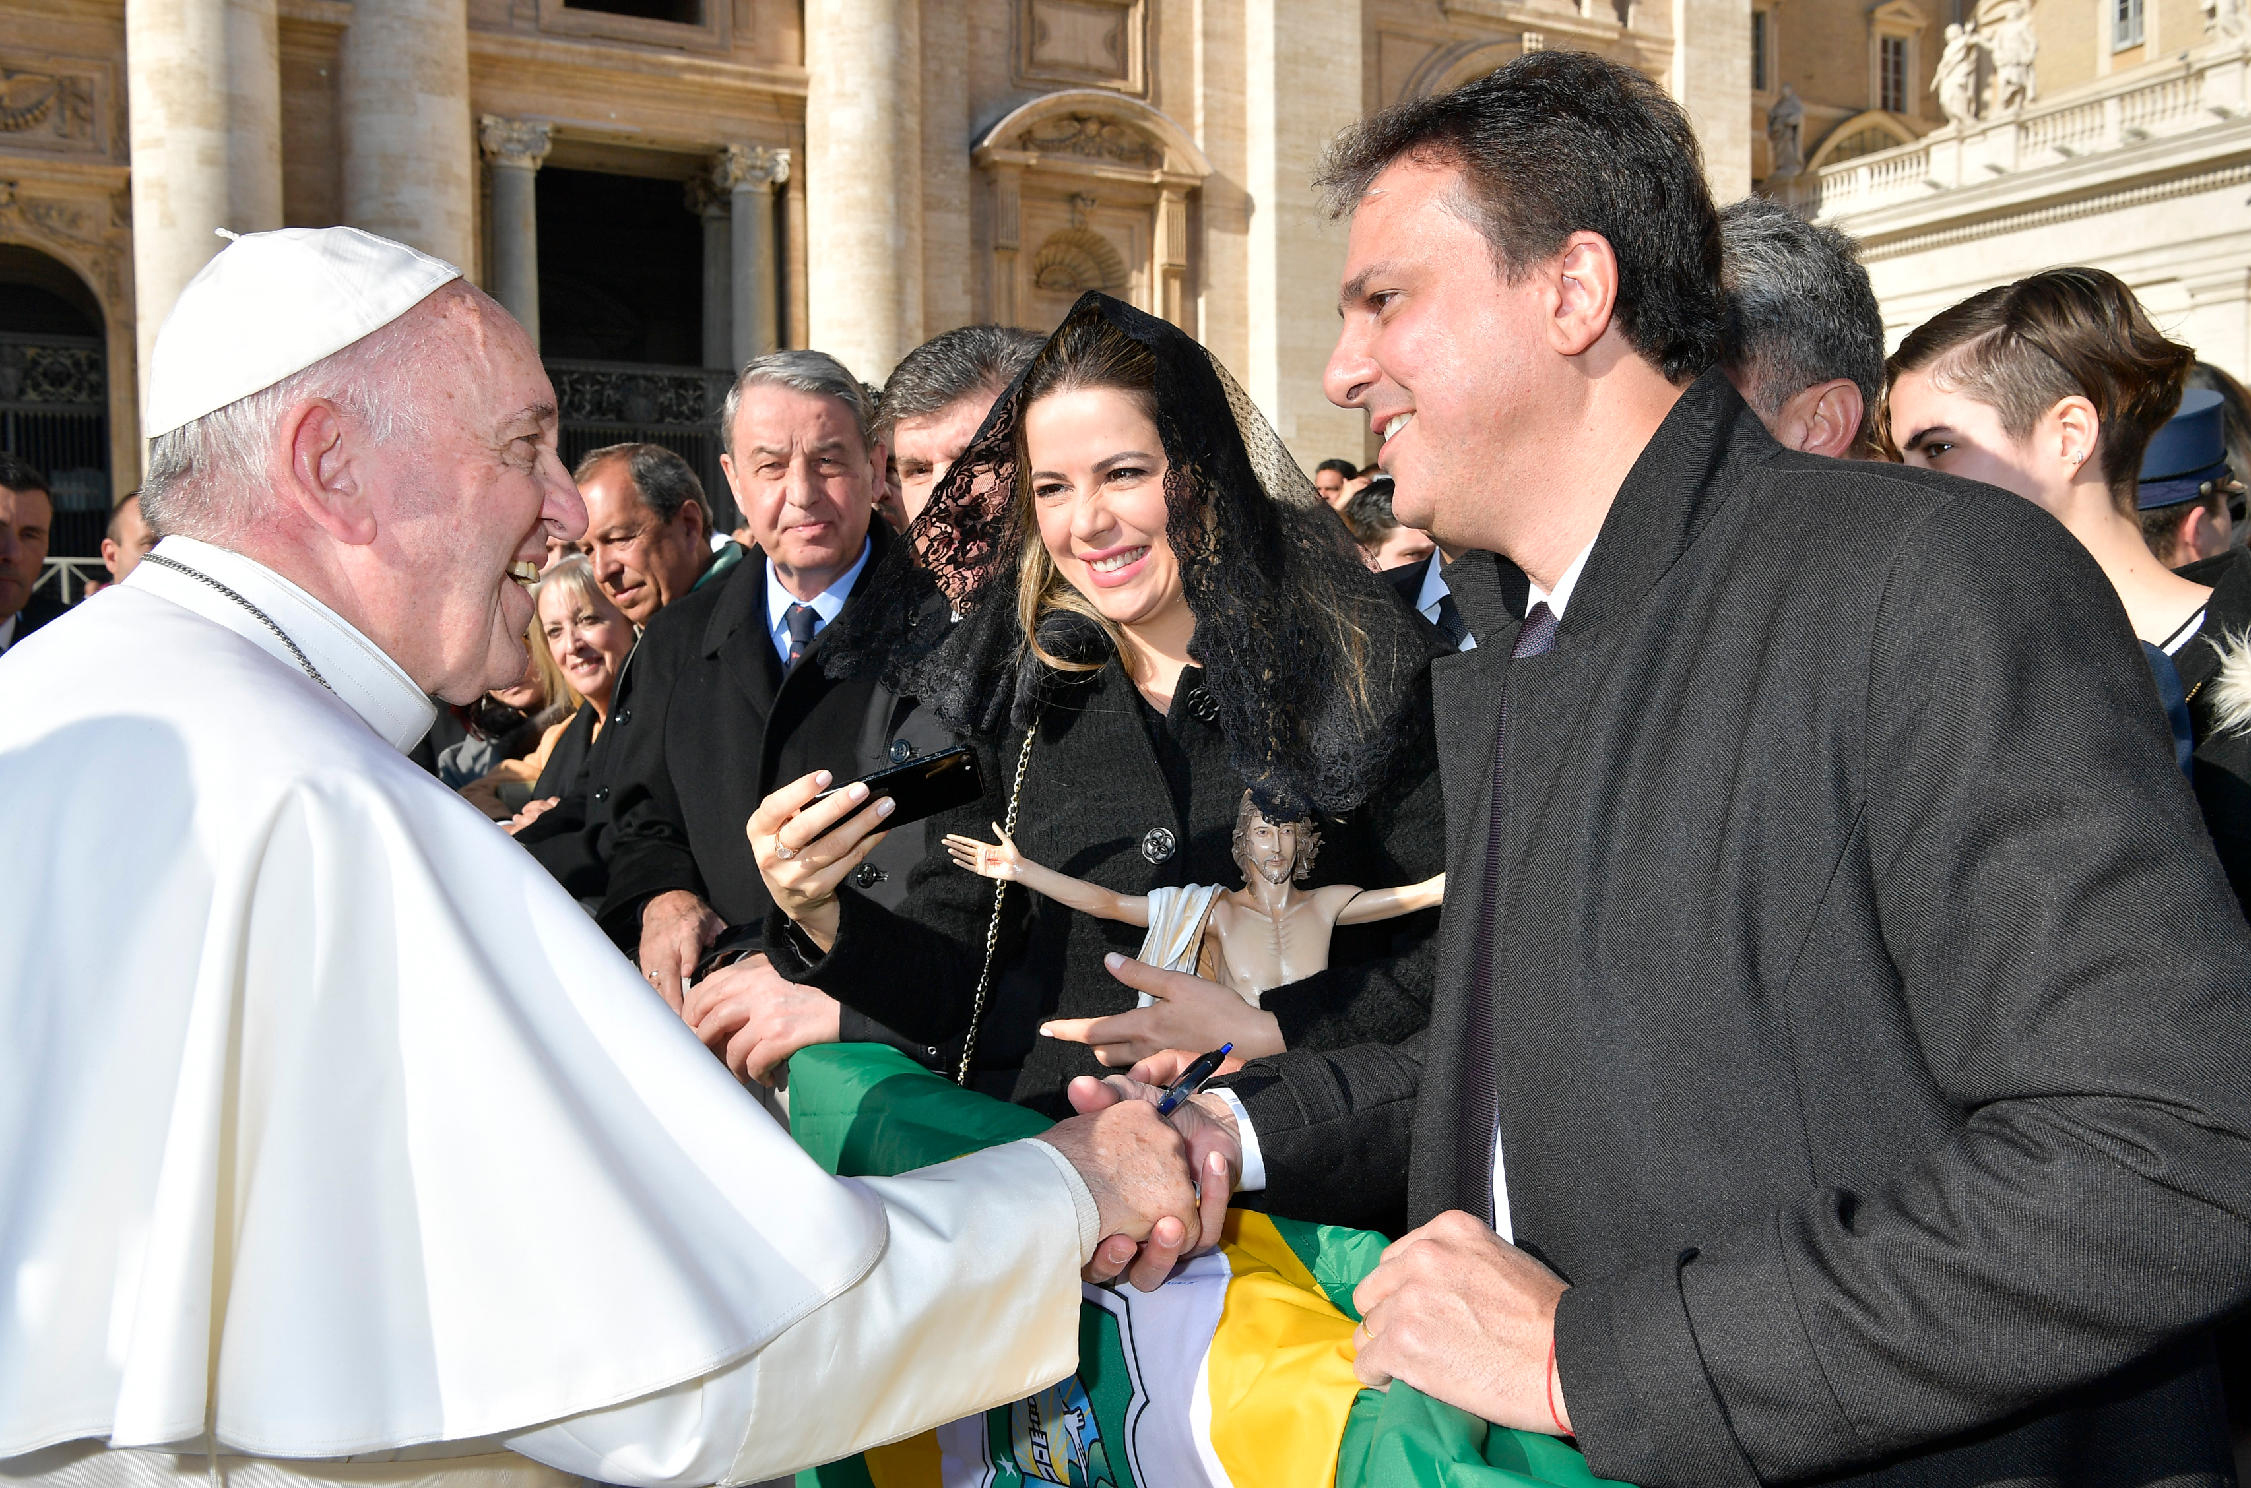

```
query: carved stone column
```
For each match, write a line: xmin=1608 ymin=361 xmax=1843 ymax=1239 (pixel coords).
xmin=714 ymin=145 xmax=790 ymax=367
xmin=339 ymin=0 xmax=475 ymax=268
xmin=986 ymin=160 xmax=1024 ymax=328
xmin=686 ymin=178 xmax=734 ymax=370
xmin=124 ymin=0 xmax=283 ymax=402
xmin=806 ymin=0 xmax=922 ymax=379
xmin=1156 ymin=184 xmax=1191 ymax=331
xmin=478 ymin=117 xmax=551 ymax=348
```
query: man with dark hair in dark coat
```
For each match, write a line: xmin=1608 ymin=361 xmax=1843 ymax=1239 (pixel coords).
xmin=0 ymin=452 xmax=63 ymax=654
xmin=1094 ymin=50 xmax=2251 ymax=1488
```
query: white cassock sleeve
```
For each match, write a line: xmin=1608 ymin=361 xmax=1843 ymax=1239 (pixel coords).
xmin=505 ymin=1141 xmax=1099 ymax=1487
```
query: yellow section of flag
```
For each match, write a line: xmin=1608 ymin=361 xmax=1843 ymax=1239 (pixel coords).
xmin=1205 ymin=1211 xmax=1367 ymax=1488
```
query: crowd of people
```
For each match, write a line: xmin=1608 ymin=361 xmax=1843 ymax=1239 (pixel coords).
xmin=6 ymin=44 xmax=2251 ymax=1488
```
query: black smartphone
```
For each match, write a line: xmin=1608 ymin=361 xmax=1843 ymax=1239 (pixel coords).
xmin=806 ymin=745 xmax=984 ymax=837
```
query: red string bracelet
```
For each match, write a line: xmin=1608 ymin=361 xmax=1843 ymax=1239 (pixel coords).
xmin=1547 ymin=1336 xmax=1571 ymax=1437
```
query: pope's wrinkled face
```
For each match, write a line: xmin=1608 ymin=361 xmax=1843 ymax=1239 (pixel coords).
xmin=1024 ymin=385 xmax=1185 ymax=635
xmin=360 ymin=292 xmax=586 ymax=703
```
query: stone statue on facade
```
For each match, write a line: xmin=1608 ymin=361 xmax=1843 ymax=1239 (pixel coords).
xmin=1932 ymin=23 xmax=1987 ymax=128
xmin=1766 ymin=84 xmax=1806 ymax=177
xmin=1981 ymin=0 xmax=2038 ymax=112
xmin=2206 ymin=0 xmax=2251 ymax=44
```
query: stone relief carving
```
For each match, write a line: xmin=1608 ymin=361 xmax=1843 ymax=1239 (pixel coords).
xmin=549 ymin=364 xmax=730 ymax=425
xmin=0 ymin=179 xmax=130 ymax=306
xmin=712 ymin=143 xmax=790 ymax=193
xmin=1766 ymin=85 xmax=1805 ymax=176
xmin=0 ymin=69 xmax=96 ymax=148
xmin=1018 ymin=115 xmax=1160 ymax=168
xmin=477 ymin=115 xmax=553 ymax=171
xmin=1030 ymin=228 xmax=1127 ymax=294
xmin=2206 ymin=0 xmax=2251 ymax=42
xmin=0 ymin=341 xmax=103 ymax=406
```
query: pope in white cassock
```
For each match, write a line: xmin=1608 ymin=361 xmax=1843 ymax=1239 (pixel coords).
xmin=0 ymin=228 xmax=1217 ymax=1488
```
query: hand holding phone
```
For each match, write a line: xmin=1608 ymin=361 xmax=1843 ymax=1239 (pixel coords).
xmin=806 ymin=745 xmax=985 ymax=838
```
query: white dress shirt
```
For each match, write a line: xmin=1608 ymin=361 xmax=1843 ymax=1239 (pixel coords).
xmin=1223 ymin=537 xmax=1597 ymax=1246
xmin=1413 ymin=551 xmax=1474 ymax=651
xmin=765 ymin=537 xmax=872 ymax=662
xmin=0 ymin=611 xmax=19 ymax=655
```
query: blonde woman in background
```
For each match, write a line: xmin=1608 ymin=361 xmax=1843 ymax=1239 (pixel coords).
xmin=462 ymin=557 xmax=634 ymax=833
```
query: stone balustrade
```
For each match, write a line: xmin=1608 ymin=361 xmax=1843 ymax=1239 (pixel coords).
xmin=1784 ymin=41 xmax=2251 ymax=220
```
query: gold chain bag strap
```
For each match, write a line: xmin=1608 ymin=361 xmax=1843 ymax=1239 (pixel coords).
xmin=957 ymin=727 xmax=1038 ymax=1085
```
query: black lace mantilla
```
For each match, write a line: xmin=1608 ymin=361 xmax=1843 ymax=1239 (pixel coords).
xmin=823 ymin=291 xmax=1427 ymax=817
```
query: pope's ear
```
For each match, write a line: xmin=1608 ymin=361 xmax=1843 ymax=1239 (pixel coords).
xmin=276 ymin=397 xmax=378 ymax=546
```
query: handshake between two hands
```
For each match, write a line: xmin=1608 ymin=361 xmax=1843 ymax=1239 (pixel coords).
xmin=1038 ymin=1050 xmax=1244 ymax=1293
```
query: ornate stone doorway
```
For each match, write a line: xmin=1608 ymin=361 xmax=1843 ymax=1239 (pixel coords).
xmin=0 ymin=243 xmax=108 ymax=586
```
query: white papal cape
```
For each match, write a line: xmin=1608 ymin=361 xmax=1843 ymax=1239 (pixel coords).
xmin=0 ymin=538 xmax=1094 ymax=1488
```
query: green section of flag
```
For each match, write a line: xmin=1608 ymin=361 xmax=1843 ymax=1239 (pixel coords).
xmin=786 ymin=1045 xmax=1636 ymax=1488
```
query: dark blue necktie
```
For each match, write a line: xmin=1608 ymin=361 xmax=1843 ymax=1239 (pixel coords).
xmin=1433 ymin=591 xmax=1471 ymax=651
xmin=1461 ymin=601 xmax=1558 ymax=1223
xmin=783 ymin=602 xmax=820 ymax=671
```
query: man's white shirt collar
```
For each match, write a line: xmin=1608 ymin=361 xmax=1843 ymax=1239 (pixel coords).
xmin=765 ymin=536 xmax=872 ymax=661
xmin=127 ymin=534 xmax=438 ymax=752
xmin=1413 ymin=549 xmax=1450 ymax=619
xmin=0 ymin=611 xmax=16 ymax=654
xmin=1529 ymin=539 xmax=1595 ymax=621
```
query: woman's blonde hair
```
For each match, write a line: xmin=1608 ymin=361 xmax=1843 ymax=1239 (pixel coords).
xmin=531 ymin=556 xmax=619 ymax=713
xmin=1010 ymin=314 xmax=1166 ymax=679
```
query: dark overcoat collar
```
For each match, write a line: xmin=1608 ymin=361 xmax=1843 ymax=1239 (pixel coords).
xmin=1431 ymin=370 xmax=1775 ymax=847
xmin=1445 ymin=368 xmax=1775 ymax=652
xmin=700 ymin=519 xmax=894 ymax=720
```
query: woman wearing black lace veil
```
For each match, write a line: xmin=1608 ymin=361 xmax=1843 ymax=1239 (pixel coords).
xmin=751 ymin=292 xmax=1446 ymax=1118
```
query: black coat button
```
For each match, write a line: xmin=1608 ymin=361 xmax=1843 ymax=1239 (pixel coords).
xmin=615 ymin=708 xmax=631 ymax=725
xmin=852 ymin=862 xmax=888 ymax=888
xmin=890 ymin=738 xmax=915 ymax=763
xmin=593 ymin=786 xmax=609 ymax=803
xmin=1139 ymin=827 xmax=1176 ymax=864
xmin=1184 ymin=686 xmax=1220 ymax=724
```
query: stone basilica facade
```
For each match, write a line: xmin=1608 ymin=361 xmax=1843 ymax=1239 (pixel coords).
xmin=1754 ymin=0 xmax=2251 ymax=376
xmin=0 ymin=0 xmax=1749 ymax=561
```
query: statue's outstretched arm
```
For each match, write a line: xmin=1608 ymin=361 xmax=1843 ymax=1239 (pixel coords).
xmin=943 ymin=824 xmax=1152 ymax=927
xmin=1332 ymin=872 xmax=1446 ymax=925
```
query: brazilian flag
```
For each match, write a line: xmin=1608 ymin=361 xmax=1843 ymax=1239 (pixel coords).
xmin=788 ymin=1045 xmax=1632 ymax=1488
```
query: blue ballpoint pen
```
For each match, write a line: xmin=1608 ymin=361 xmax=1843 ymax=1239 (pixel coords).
xmin=1154 ymin=1043 xmax=1233 ymax=1115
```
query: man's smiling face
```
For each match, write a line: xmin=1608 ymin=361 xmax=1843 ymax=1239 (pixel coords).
xmin=1322 ymin=158 xmax=1558 ymax=552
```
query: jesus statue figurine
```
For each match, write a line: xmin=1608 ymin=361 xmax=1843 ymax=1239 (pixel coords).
xmin=946 ymin=790 xmax=1444 ymax=1007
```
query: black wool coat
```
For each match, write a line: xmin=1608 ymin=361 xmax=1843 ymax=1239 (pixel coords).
xmin=1223 ymin=372 xmax=2251 ymax=1488
xmin=764 ymin=656 xmax=1448 ymax=1122
xmin=594 ymin=523 xmax=954 ymax=1005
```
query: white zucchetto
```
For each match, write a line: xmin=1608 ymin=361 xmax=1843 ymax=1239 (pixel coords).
xmin=144 ymin=226 xmax=462 ymax=441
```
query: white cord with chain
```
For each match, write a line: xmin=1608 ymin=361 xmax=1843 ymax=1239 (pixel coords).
xmin=141 ymin=551 xmax=335 ymax=695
